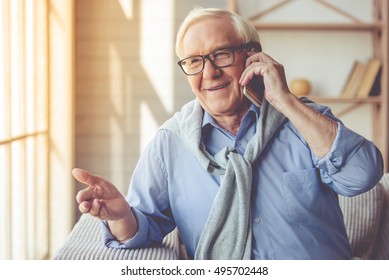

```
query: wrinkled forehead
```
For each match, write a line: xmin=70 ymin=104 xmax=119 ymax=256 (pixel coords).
xmin=179 ymin=17 xmax=242 ymax=58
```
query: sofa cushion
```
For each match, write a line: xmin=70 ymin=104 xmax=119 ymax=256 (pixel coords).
xmin=53 ymin=214 xmax=179 ymax=260
xmin=370 ymin=174 xmax=389 ymax=259
xmin=339 ymin=183 xmax=385 ymax=259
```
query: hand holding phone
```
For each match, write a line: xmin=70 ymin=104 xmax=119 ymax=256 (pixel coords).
xmin=241 ymin=43 xmax=264 ymax=107
xmin=243 ymin=75 xmax=264 ymax=107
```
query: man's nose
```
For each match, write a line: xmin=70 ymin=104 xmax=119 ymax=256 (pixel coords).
xmin=202 ymin=59 xmax=221 ymax=78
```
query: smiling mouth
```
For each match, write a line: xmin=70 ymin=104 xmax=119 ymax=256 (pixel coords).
xmin=206 ymin=82 xmax=230 ymax=92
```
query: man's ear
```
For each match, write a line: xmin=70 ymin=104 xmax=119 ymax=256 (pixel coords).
xmin=248 ymin=41 xmax=262 ymax=53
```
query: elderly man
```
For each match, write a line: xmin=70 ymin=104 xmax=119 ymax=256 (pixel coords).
xmin=73 ymin=7 xmax=383 ymax=259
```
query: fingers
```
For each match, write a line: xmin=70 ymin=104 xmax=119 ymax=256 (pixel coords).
xmin=76 ymin=187 xmax=95 ymax=204
xmin=89 ymin=199 xmax=103 ymax=217
xmin=78 ymin=199 xmax=103 ymax=218
xmin=79 ymin=200 xmax=91 ymax=213
xmin=73 ymin=168 xmax=108 ymax=203
xmin=240 ymin=52 xmax=284 ymax=86
xmin=245 ymin=52 xmax=262 ymax=67
xmin=72 ymin=168 xmax=102 ymax=187
xmin=245 ymin=51 xmax=276 ymax=67
xmin=73 ymin=168 xmax=103 ymax=207
xmin=240 ymin=53 xmax=266 ymax=86
xmin=239 ymin=62 xmax=266 ymax=86
xmin=73 ymin=167 xmax=120 ymax=219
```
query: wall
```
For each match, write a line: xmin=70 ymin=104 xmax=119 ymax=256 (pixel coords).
xmin=75 ymin=0 xmax=374 ymax=213
xmin=75 ymin=0 xmax=228 ymax=203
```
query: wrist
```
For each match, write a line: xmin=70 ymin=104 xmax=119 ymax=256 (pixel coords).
xmin=107 ymin=209 xmax=138 ymax=243
xmin=270 ymin=91 xmax=298 ymax=115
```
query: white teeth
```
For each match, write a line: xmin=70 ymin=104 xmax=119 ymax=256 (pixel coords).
xmin=210 ymin=84 xmax=227 ymax=90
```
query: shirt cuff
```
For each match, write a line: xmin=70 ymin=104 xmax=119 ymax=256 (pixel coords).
xmin=314 ymin=122 xmax=364 ymax=175
xmin=101 ymin=207 xmax=150 ymax=249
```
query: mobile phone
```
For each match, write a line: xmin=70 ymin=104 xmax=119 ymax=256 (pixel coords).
xmin=243 ymin=75 xmax=264 ymax=107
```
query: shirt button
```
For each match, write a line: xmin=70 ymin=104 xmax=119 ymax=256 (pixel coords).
xmin=255 ymin=217 xmax=261 ymax=223
xmin=236 ymin=140 xmax=241 ymax=146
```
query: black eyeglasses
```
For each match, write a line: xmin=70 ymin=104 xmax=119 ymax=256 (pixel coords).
xmin=177 ymin=42 xmax=261 ymax=76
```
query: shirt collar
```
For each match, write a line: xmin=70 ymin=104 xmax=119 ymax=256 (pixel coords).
xmin=201 ymin=103 xmax=260 ymax=129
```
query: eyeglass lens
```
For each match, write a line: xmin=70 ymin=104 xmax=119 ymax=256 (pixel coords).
xmin=180 ymin=48 xmax=235 ymax=75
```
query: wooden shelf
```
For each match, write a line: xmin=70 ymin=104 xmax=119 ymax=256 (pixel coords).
xmin=308 ymin=96 xmax=382 ymax=104
xmin=251 ymin=22 xmax=383 ymax=31
xmin=308 ymin=96 xmax=383 ymax=118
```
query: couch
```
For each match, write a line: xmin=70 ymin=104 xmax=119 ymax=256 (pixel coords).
xmin=53 ymin=173 xmax=389 ymax=260
xmin=338 ymin=173 xmax=389 ymax=259
xmin=52 ymin=214 xmax=180 ymax=260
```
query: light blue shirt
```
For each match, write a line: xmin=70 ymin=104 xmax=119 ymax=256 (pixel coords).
xmin=103 ymin=101 xmax=383 ymax=259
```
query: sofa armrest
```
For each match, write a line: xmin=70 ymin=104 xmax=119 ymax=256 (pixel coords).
xmin=53 ymin=214 xmax=179 ymax=260
xmin=370 ymin=173 xmax=389 ymax=259
xmin=339 ymin=173 xmax=389 ymax=260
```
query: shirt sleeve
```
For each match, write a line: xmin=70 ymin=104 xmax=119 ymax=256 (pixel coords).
xmin=308 ymin=104 xmax=384 ymax=197
xmin=100 ymin=208 xmax=154 ymax=249
xmin=102 ymin=131 xmax=176 ymax=249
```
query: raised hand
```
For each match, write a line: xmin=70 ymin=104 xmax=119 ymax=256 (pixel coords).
xmin=240 ymin=51 xmax=337 ymax=158
xmin=73 ymin=168 xmax=131 ymax=220
xmin=72 ymin=168 xmax=137 ymax=241
xmin=239 ymin=51 xmax=293 ymax=112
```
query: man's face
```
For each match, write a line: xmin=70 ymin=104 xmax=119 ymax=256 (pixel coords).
xmin=180 ymin=17 xmax=249 ymax=118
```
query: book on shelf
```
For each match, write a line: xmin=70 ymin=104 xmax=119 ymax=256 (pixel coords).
xmin=341 ymin=61 xmax=367 ymax=98
xmin=356 ymin=58 xmax=381 ymax=98
xmin=341 ymin=59 xmax=381 ymax=98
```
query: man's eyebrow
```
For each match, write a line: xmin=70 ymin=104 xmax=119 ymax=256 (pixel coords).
xmin=212 ymin=44 xmax=235 ymax=51
xmin=185 ymin=44 xmax=234 ymax=58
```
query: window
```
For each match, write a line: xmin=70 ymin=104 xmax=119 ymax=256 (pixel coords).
xmin=0 ymin=0 xmax=75 ymax=260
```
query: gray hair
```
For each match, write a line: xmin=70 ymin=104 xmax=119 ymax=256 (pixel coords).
xmin=175 ymin=7 xmax=260 ymax=58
